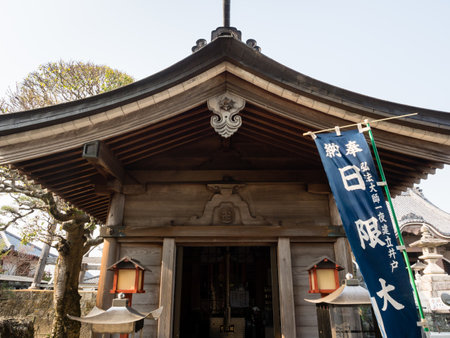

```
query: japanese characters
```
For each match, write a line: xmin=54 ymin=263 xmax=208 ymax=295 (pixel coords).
xmin=314 ymin=129 xmax=421 ymax=338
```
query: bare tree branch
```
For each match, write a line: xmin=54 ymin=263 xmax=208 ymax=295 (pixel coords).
xmin=83 ymin=238 xmax=104 ymax=255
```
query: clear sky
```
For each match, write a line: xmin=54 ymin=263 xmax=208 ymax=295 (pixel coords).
xmin=1 ymin=0 xmax=449 ymax=212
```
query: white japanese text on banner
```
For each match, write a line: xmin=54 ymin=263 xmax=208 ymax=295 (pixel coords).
xmin=314 ymin=129 xmax=421 ymax=338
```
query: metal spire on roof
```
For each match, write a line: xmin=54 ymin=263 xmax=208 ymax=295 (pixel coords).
xmin=223 ymin=0 xmax=230 ymax=27
xmin=194 ymin=0 xmax=262 ymax=52
xmin=210 ymin=0 xmax=241 ymax=42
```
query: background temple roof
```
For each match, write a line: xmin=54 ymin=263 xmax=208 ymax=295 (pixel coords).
xmin=394 ymin=188 xmax=450 ymax=238
xmin=0 ymin=230 xmax=57 ymax=258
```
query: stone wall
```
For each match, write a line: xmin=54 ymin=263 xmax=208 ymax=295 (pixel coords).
xmin=0 ymin=289 xmax=96 ymax=337
xmin=0 ymin=318 xmax=34 ymax=337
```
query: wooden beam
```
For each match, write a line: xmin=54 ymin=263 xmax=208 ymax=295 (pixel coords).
xmin=83 ymin=140 xmax=125 ymax=182
xmin=36 ymin=164 xmax=97 ymax=182
xmin=277 ymin=238 xmax=296 ymax=338
xmin=48 ymin=178 xmax=92 ymax=191
xmin=96 ymin=193 xmax=124 ymax=309
xmin=118 ymin=237 xmax=337 ymax=244
xmin=124 ymin=225 xmax=346 ymax=238
xmin=123 ymin=133 xmax=210 ymax=166
xmin=114 ymin=119 xmax=210 ymax=159
xmin=94 ymin=182 xmax=146 ymax=195
xmin=17 ymin=148 xmax=81 ymax=168
xmin=69 ymin=193 xmax=102 ymax=205
xmin=38 ymin=167 xmax=97 ymax=185
xmin=158 ymin=238 xmax=176 ymax=338
xmin=107 ymin=105 xmax=208 ymax=147
xmin=130 ymin=170 xmax=326 ymax=183
xmin=243 ymin=110 xmax=318 ymax=151
xmin=120 ymin=125 xmax=211 ymax=163
xmin=76 ymin=197 xmax=110 ymax=210
xmin=22 ymin=156 xmax=87 ymax=174
xmin=308 ymin=183 xmax=330 ymax=194
xmin=239 ymin=127 xmax=318 ymax=157
xmin=111 ymin=110 xmax=208 ymax=154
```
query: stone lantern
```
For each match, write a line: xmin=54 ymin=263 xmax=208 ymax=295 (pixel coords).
xmin=410 ymin=225 xmax=450 ymax=325
xmin=410 ymin=225 xmax=447 ymax=275
xmin=68 ymin=295 xmax=163 ymax=336
xmin=107 ymin=257 xmax=148 ymax=338
xmin=411 ymin=260 xmax=426 ymax=280
xmin=305 ymin=276 xmax=382 ymax=338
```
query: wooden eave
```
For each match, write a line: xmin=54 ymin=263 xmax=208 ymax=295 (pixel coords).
xmin=0 ymin=36 xmax=449 ymax=224
xmin=1 ymin=37 xmax=449 ymax=138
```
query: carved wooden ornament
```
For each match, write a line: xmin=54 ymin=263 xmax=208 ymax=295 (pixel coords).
xmin=208 ymin=92 xmax=245 ymax=138
xmin=186 ymin=184 xmax=268 ymax=226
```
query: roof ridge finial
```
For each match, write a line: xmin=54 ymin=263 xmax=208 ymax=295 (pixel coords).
xmin=224 ymin=0 xmax=230 ymax=27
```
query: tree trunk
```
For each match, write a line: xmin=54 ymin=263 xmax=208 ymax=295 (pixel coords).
xmin=51 ymin=222 xmax=86 ymax=338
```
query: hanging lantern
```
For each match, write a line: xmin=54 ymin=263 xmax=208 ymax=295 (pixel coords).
xmin=307 ymin=256 xmax=343 ymax=295
xmin=109 ymin=256 xmax=146 ymax=294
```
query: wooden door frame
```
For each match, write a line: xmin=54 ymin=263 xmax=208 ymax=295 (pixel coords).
xmin=172 ymin=243 xmax=282 ymax=338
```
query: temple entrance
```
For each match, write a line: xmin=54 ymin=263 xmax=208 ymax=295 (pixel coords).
xmin=175 ymin=246 xmax=279 ymax=338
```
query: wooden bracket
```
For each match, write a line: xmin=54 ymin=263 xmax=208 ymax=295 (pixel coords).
xmin=100 ymin=224 xmax=126 ymax=238
xmin=83 ymin=141 xmax=125 ymax=182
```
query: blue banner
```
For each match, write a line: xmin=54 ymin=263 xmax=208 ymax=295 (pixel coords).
xmin=314 ymin=129 xmax=421 ymax=338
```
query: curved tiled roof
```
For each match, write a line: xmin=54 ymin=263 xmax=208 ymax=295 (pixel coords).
xmin=0 ymin=231 xmax=57 ymax=258
xmin=0 ymin=37 xmax=449 ymax=137
xmin=0 ymin=34 xmax=449 ymax=222
xmin=393 ymin=188 xmax=450 ymax=238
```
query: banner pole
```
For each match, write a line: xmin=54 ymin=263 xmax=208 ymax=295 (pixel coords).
xmin=365 ymin=121 xmax=429 ymax=333
xmin=303 ymin=112 xmax=418 ymax=137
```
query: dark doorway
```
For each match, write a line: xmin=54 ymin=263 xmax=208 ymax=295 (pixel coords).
xmin=177 ymin=246 xmax=278 ymax=338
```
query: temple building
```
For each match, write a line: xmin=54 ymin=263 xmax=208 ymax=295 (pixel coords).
xmin=395 ymin=188 xmax=450 ymax=272
xmin=393 ymin=188 xmax=450 ymax=331
xmin=1 ymin=20 xmax=449 ymax=338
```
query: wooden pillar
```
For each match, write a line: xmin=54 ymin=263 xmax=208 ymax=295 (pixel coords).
xmin=158 ymin=238 xmax=176 ymax=338
xmin=329 ymin=194 xmax=354 ymax=280
xmin=277 ymin=238 xmax=296 ymax=338
xmin=270 ymin=246 xmax=282 ymax=338
xmin=96 ymin=193 xmax=124 ymax=309
xmin=334 ymin=238 xmax=353 ymax=281
xmin=173 ymin=247 xmax=183 ymax=338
